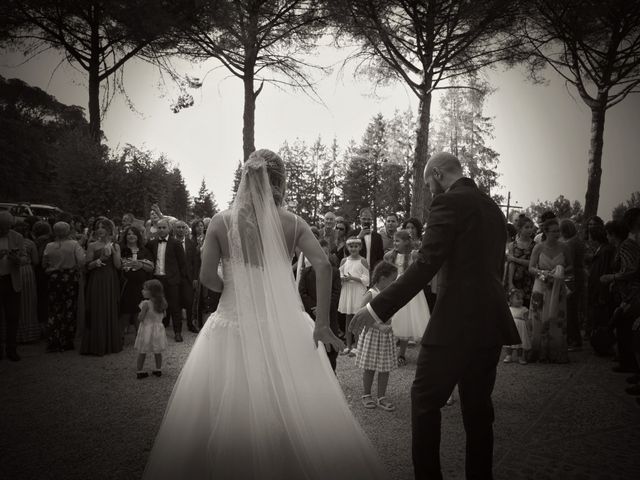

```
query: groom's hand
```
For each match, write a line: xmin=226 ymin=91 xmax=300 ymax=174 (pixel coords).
xmin=349 ymin=306 xmax=376 ymax=335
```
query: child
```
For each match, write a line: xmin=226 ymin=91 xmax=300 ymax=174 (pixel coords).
xmin=504 ymin=289 xmax=531 ymax=365
xmin=134 ymin=279 xmax=169 ymax=379
xmin=355 ymin=261 xmax=399 ymax=411
xmin=338 ymin=237 xmax=370 ymax=356
xmin=384 ymin=230 xmax=431 ymax=366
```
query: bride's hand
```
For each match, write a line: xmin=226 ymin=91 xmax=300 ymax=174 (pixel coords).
xmin=313 ymin=325 xmax=344 ymax=353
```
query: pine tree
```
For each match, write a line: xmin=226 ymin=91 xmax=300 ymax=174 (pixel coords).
xmin=193 ymin=179 xmax=217 ymax=218
xmin=229 ymin=161 xmax=243 ymax=206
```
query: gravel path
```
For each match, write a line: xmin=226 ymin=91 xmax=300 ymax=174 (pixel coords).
xmin=2 ymin=330 xmax=639 ymax=480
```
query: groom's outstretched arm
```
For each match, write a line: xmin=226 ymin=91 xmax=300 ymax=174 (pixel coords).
xmin=368 ymin=194 xmax=456 ymax=322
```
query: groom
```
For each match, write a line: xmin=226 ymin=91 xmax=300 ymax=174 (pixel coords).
xmin=350 ymin=152 xmax=520 ymax=479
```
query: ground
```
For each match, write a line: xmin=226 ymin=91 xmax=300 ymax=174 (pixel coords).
xmin=2 ymin=331 xmax=640 ymax=480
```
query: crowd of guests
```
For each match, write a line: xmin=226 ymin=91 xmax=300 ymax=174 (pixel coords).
xmin=2 ymin=203 xmax=639 ymax=406
xmin=0 ymin=205 xmax=218 ymax=371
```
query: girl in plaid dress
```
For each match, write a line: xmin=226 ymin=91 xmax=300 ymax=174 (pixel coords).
xmin=355 ymin=261 xmax=399 ymax=411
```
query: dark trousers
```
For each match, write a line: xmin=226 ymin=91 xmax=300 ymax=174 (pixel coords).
xmin=566 ymin=292 xmax=582 ymax=346
xmin=179 ymin=279 xmax=194 ymax=326
xmin=411 ymin=344 xmax=501 ymax=480
xmin=614 ymin=304 xmax=640 ymax=371
xmin=0 ymin=275 xmax=21 ymax=354
xmin=156 ymin=276 xmax=182 ymax=334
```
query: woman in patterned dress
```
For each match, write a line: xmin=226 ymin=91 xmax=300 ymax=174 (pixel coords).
xmin=13 ymin=223 xmax=41 ymax=343
xmin=527 ymin=218 xmax=572 ymax=363
xmin=506 ymin=215 xmax=536 ymax=306
xmin=42 ymin=222 xmax=86 ymax=351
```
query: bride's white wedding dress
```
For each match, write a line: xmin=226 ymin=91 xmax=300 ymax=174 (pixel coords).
xmin=143 ymin=157 xmax=387 ymax=479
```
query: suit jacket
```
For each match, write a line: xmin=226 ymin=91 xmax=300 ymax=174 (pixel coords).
xmin=298 ymin=265 xmax=341 ymax=335
xmin=370 ymin=178 xmax=520 ymax=348
xmin=148 ymin=236 xmax=187 ymax=286
xmin=351 ymin=228 xmax=384 ymax=271
xmin=1 ymin=230 xmax=28 ymax=291
xmin=175 ymin=237 xmax=200 ymax=283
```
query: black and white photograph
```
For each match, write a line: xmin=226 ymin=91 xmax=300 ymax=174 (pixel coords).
xmin=1 ymin=1 xmax=640 ymax=479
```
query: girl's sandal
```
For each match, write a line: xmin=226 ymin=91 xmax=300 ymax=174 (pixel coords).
xmin=397 ymin=355 xmax=407 ymax=367
xmin=377 ymin=397 xmax=396 ymax=412
xmin=361 ymin=394 xmax=377 ymax=409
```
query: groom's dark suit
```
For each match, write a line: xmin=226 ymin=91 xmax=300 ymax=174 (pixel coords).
xmin=369 ymin=178 xmax=520 ymax=479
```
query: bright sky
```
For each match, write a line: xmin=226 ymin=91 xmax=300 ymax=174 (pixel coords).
xmin=1 ymin=44 xmax=639 ymax=218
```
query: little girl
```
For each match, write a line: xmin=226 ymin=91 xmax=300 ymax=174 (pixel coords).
xmin=134 ymin=279 xmax=168 ymax=379
xmin=355 ymin=261 xmax=399 ymax=412
xmin=338 ymin=237 xmax=370 ymax=356
xmin=504 ymin=288 xmax=531 ymax=365
xmin=384 ymin=229 xmax=431 ymax=366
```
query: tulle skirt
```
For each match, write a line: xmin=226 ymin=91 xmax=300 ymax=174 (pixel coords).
xmin=143 ymin=294 xmax=387 ymax=480
xmin=391 ymin=290 xmax=430 ymax=341
xmin=134 ymin=321 xmax=167 ymax=354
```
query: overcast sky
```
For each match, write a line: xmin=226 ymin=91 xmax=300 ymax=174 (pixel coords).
xmin=1 ymin=44 xmax=638 ymax=219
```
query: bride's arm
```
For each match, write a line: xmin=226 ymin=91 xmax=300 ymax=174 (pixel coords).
xmin=200 ymin=215 xmax=224 ymax=293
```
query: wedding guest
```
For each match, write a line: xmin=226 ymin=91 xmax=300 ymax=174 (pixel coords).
xmin=148 ymin=218 xmax=187 ymax=342
xmin=174 ymin=221 xmax=200 ymax=333
xmin=528 ymin=218 xmax=572 ymax=363
xmin=334 ymin=219 xmax=350 ymax=264
xmin=121 ymin=213 xmax=146 ymax=244
xmin=338 ymin=237 xmax=370 ymax=356
xmin=32 ymin=221 xmax=52 ymax=326
xmin=402 ymin=217 xmax=423 ymax=250
xmin=353 ymin=208 xmax=384 ymax=271
xmin=560 ymin=218 xmax=587 ymax=351
xmin=119 ymin=226 xmax=154 ymax=334
xmin=190 ymin=219 xmax=219 ymax=327
xmin=71 ymin=216 xmax=88 ymax=249
xmin=134 ymin=279 xmax=168 ymax=379
xmin=384 ymin=229 xmax=431 ymax=366
xmin=584 ymin=216 xmax=605 ymax=264
xmin=80 ymin=217 xmax=123 ymax=356
xmin=380 ymin=213 xmax=399 ymax=252
xmin=43 ymin=222 xmax=85 ymax=352
xmin=298 ymin=239 xmax=341 ymax=371
xmin=534 ymin=211 xmax=557 ymax=243
xmin=13 ymin=223 xmax=40 ymax=343
xmin=602 ymin=209 xmax=640 ymax=373
xmin=585 ymin=224 xmax=616 ymax=349
xmin=145 ymin=204 xmax=163 ymax=241
xmin=0 ymin=211 xmax=27 ymax=361
xmin=503 ymin=289 xmax=530 ymax=364
xmin=506 ymin=215 xmax=536 ymax=306
xmin=319 ymin=211 xmax=338 ymax=253
xmin=356 ymin=260 xmax=399 ymax=411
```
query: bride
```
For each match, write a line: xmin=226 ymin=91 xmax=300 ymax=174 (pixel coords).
xmin=143 ymin=149 xmax=388 ymax=479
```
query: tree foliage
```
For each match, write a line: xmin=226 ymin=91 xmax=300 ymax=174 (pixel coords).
xmin=0 ymin=75 xmax=191 ymax=220
xmin=193 ymin=178 xmax=218 ymax=218
xmin=516 ymin=0 xmax=640 ymax=219
xmin=330 ymin=0 xmax=520 ymax=220
xmin=612 ymin=191 xmax=640 ymax=221
xmin=524 ymin=195 xmax=584 ymax=225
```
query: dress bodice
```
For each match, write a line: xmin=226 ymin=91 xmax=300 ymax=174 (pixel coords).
xmin=539 ymin=251 xmax=565 ymax=271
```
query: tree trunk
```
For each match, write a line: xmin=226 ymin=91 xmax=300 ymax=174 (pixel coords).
xmin=410 ymin=90 xmax=432 ymax=222
xmin=88 ymin=8 xmax=101 ymax=143
xmin=584 ymin=98 xmax=607 ymax=219
xmin=242 ymin=72 xmax=256 ymax=162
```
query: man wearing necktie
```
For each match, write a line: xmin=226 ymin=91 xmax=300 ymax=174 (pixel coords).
xmin=148 ymin=219 xmax=187 ymax=342
xmin=174 ymin=221 xmax=200 ymax=333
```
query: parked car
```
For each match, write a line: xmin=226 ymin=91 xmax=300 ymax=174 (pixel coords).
xmin=3 ymin=202 xmax=63 ymax=222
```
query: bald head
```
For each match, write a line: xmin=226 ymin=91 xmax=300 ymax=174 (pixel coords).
xmin=424 ymin=152 xmax=464 ymax=195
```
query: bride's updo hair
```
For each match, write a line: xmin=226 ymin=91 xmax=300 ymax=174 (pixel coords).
xmin=247 ymin=149 xmax=287 ymax=206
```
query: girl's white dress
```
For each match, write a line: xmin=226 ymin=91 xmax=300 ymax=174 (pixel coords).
xmin=133 ymin=300 xmax=167 ymax=354
xmin=391 ymin=253 xmax=431 ymax=341
xmin=338 ymin=256 xmax=369 ymax=314
xmin=355 ymin=288 xmax=397 ymax=372
xmin=508 ymin=306 xmax=531 ymax=349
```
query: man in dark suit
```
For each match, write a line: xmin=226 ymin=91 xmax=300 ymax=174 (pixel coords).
xmin=351 ymin=152 xmax=520 ymax=480
xmin=148 ymin=219 xmax=188 ymax=342
xmin=298 ymin=239 xmax=341 ymax=371
xmin=352 ymin=208 xmax=384 ymax=272
xmin=174 ymin=221 xmax=201 ymax=333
